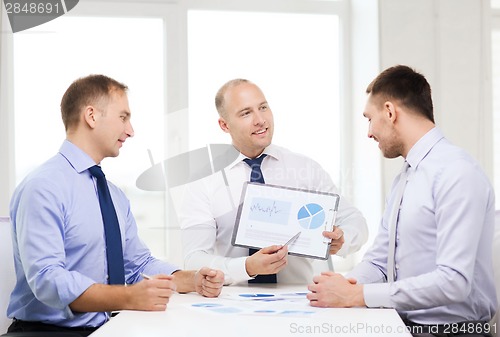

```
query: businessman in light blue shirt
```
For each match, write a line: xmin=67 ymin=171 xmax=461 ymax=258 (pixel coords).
xmin=7 ymin=75 xmax=223 ymax=336
xmin=307 ymin=65 xmax=496 ymax=337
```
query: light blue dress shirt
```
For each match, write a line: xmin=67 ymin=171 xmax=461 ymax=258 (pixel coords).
xmin=348 ymin=127 xmax=497 ymax=324
xmin=8 ymin=140 xmax=178 ymax=328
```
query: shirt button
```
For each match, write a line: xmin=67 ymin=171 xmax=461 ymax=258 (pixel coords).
xmin=395 ymin=264 xmax=400 ymax=270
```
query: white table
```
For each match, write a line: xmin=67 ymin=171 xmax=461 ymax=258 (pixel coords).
xmin=89 ymin=284 xmax=411 ymax=337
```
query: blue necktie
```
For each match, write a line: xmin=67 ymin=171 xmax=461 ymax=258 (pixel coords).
xmin=89 ymin=165 xmax=125 ymax=285
xmin=243 ymin=154 xmax=277 ymax=283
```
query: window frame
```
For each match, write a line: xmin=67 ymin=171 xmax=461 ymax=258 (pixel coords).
xmin=1 ymin=0 xmax=357 ymax=265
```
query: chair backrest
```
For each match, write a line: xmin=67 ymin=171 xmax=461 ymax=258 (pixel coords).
xmin=0 ymin=217 xmax=15 ymax=334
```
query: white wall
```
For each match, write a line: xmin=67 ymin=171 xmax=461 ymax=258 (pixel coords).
xmin=377 ymin=0 xmax=493 ymax=195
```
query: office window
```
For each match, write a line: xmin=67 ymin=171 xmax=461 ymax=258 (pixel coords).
xmin=13 ymin=16 xmax=167 ymax=255
xmin=187 ymin=10 xmax=341 ymax=185
xmin=5 ymin=0 xmax=352 ymax=267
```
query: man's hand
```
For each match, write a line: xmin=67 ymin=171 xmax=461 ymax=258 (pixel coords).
xmin=194 ymin=267 xmax=224 ymax=297
xmin=323 ymin=226 xmax=345 ymax=255
xmin=307 ymin=271 xmax=365 ymax=308
xmin=130 ymin=274 xmax=177 ymax=311
xmin=245 ymin=245 xmax=288 ymax=277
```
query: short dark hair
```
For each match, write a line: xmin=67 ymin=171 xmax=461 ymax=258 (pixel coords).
xmin=366 ymin=65 xmax=434 ymax=123
xmin=60 ymin=74 xmax=128 ymax=131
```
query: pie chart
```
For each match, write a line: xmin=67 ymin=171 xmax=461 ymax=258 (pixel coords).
xmin=297 ymin=203 xmax=325 ymax=229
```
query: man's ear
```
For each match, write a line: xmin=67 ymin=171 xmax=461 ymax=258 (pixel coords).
xmin=218 ymin=117 xmax=230 ymax=133
xmin=384 ymin=101 xmax=397 ymax=123
xmin=84 ymin=106 xmax=97 ymax=129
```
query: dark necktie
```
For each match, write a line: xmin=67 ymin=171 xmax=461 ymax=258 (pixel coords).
xmin=89 ymin=165 xmax=125 ymax=285
xmin=243 ymin=154 xmax=277 ymax=283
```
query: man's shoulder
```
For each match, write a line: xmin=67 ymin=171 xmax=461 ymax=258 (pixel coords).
xmin=17 ymin=154 xmax=76 ymax=191
xmin=429 ymin=139 xmax=481 ymax=168
xmin=426 ymin=139 xmax=490 ymax=184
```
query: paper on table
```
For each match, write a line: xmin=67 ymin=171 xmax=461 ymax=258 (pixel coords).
xmin=189 ymin=289 xmax=319 ymax=316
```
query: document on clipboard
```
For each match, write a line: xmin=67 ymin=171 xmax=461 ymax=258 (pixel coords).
xmin=231 ymin=182 xmax=340 ymax=260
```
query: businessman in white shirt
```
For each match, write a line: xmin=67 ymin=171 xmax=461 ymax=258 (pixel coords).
xmin=307 ymin=65 xmax=496 ymax=337
xmin=180 ymin=79 xmax=368 ymax=285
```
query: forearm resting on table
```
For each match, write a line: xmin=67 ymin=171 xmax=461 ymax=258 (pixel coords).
xmin=69 ymin=283 xmax=135 ymax=312
xmin=70 ymin=276 xmax=176 ymax=312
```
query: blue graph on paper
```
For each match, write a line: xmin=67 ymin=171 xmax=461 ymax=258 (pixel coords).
xmin=297 ymin=203 xmax=325 ymax=229
xmin=248 ymin=197 xmax=291 ymax=225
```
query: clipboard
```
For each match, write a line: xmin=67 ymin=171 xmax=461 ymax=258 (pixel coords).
xmin=231 ymin=182 xmax=340 ymax=260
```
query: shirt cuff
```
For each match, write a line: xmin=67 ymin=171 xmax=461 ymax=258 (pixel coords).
xmin=363 ymin=283 xmax=393 ymax=308
xmin=226 ymin=256 xmax=252 ymax=284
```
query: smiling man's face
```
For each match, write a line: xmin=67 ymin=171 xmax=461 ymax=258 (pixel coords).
xmin=218 ymin=82 xmax=274 ymax=158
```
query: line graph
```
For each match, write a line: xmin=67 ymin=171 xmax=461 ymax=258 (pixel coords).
xmin=250 ymin=201 xmax=282 ymax=217
xmin=248 ymin=197 xmax=291 ymax=225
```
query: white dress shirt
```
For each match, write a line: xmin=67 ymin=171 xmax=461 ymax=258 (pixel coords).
xmin=348 ymin=128 xmax=497 ymax=324
xmin=179 ymin=144 xmax=368 ymax=285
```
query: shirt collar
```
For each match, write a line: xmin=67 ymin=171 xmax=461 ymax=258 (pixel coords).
xmin=226 ymin=144 xmax=281 ymax=170
xmin=405 ymin=127 xmax=444 ymax=169
xmin=58 ymin=139 xmax=98 ymax=174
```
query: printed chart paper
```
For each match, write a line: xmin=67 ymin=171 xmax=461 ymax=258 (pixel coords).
xmin=188 ymin=289 xmax=320 ymax=316
xmin=231 ymin=182 xmax=340 ymax=260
